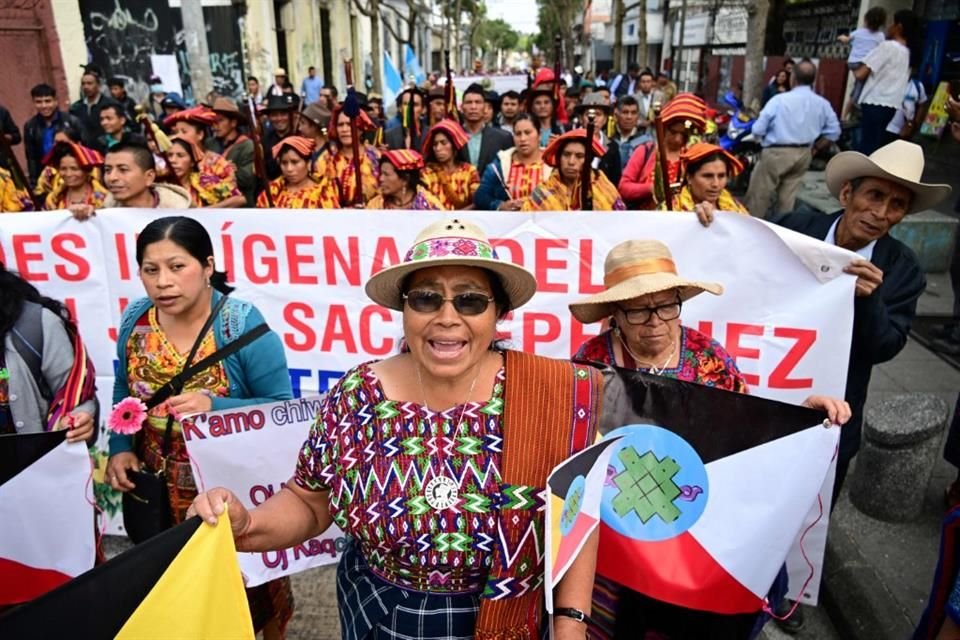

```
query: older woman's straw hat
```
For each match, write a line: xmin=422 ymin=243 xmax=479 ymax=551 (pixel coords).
xmin=365 ymin=218 xmax=538 ymax=312
xmin=569 ymin=239 xmax=723 ymax=324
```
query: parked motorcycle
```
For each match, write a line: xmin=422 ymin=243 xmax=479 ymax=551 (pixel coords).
xmin=718 ymin=90 xmax=761 ymax=195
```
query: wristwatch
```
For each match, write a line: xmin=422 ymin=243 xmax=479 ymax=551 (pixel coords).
xmin=554 ymin=607 xmax=593 ymax=625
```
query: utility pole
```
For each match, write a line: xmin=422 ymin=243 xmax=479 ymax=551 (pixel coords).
xmin=613 ymin=0 xmax=624 ymax=72
xmin=181 ymin=0 xmax=213 ymax=101
xmin=675 ymin=0 xmax=687 ymax=88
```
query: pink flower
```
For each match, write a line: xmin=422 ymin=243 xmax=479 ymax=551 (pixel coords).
xmin=108 ymin=397 xmax=148 ymax=435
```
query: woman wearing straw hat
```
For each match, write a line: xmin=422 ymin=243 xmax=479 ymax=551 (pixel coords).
xmin=521 ymin=129 xmax=625 ymax=211
xmin=669 ymin=142 xmax=749 ymax=223
xmin=420 ymin=120 xmax=480 ymax=210
xmin=189 ymin=218 xmax=604 ymax=639
xmin=167 ymin=135 xmax=246 ymax=208
xmin=619 ymin=93 xmax=707 ymax=210
xmin=367 ymin=149 xmax=445 ymax=210
xmin=256 ymin=136 xmax=339 ymax=209
xmin=571 ymin=239 xmax=850 ymax=637
xmin=41 ymin=141 xmax=109 ymax=211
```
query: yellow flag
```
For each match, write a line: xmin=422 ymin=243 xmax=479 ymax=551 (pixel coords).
xmin=116 ymin=512 xmax=254 ymax=639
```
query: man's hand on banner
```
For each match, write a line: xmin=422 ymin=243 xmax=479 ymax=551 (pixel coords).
xmin=187 ymin=486 xmax=251 ymax=537
xmin=843 ymin=259 xmax=884 ymax=297
xmin=802 ymin=395 xmax=852 ymax=426
xmin=63 ymin=411 xmax=94 ymax=443
xmin=106 ymin=452 xmax=141 ymax=491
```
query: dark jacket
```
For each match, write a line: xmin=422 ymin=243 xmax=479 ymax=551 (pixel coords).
xmin=113 ymin=95 xmax=139 ymax=123
xmin=261 ymin=126 xmax=290 ymax=180
xmin=775 ymin=210 xmax=925 ymax=461
xmin=0 ymin=104 xmax=22 ymax=171
xmin=457 ymin=125 xmax=513 ymax=173
xmin=384 ymin=125 xmax=426 ymax=152
xmin=69 ymin=93 xmax=111 ymax=144
xmin=207 ymin=135 xmax=257 ymax=206
xmin=23 ymin=111 xmax=86 ymax=186
xmin=596 ymin=135 xmax=622 ymax=190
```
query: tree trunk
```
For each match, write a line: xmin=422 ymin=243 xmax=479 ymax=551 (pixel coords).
xmin=613 ymin=0 xmax=624 ymax=72
xmin=742 ymin=0 xmax=769 ymax=110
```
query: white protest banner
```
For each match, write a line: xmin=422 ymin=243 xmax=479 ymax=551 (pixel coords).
xmin=183 ymin=396 xmax=346 ymax=587
xmin=0 ymin=209 xmax=857 ymax=600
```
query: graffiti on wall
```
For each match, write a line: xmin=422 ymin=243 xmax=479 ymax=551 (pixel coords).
xmin=80 ymin=0 xmax=246 ymax=103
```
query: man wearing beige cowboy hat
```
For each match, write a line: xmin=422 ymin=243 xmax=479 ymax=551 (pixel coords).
xmin=776 ymin=139 xmax=952 ymax=505
xmin=208 ymin=97 xmax=256 ymax=206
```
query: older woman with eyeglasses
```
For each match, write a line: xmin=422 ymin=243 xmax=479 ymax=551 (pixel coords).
xmin=570 ymin=238 xmax=850 ymax=638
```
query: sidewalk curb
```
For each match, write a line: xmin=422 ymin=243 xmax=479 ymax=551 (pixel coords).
xmin=820 ymin=521 xmax=915 ymax=640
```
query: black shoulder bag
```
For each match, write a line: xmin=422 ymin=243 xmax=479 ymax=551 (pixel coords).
xmin=122 ymin=295 xmax=269 ymax=544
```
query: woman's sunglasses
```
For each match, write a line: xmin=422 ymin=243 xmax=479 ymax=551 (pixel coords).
xmin=402 ymin=290 xmax=494 ymax=316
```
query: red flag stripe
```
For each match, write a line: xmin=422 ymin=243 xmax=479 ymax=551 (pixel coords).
xmin=596 ymin=523 xmax=762 ymax=614
xmin=552 ymin=512 xmax=599 ymax=583
xmin=0 ymin=557 xmax=72 ymax=604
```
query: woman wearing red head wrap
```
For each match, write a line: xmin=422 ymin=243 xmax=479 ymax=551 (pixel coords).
xmin=163 ymin=106 xmax=240 ymax=205
xmin=167 ymin=136 xmax=245 ymax=208
xmin=256 ymin=136 xmax=339 ymax=209
xmin=42 ymin=142 xmax=109 ymax=211
xmin=314 ymin=105 xmax=380 ymax=206
xmin=670 ymin=142 xmax=749 ymax=225
xmin=420 ymin=120 xmax=479 ymax=210
xmin=618 ymin=93 xmax=707 ymax=210
xmin=366 ymin=150 xmax=444 ymax=210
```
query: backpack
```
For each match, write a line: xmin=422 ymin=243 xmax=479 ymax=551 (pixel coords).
xmin=10 ymin=301 xmax=54 ymax=402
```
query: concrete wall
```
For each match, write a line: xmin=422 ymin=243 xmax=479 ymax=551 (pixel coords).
xmin=242 ymin=1 xmax=280 ymax=91
xmin=52 ymin=0 xmax=87 ymax=100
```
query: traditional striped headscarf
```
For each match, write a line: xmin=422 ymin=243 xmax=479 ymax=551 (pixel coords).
xmin=42 ymin=141 xmax=104 ymax=170
xmin=660 ymin=93 xmax=708 ymax=132
xmin=542 ymin=129 xmax=607 ymax=168
xmin=168 ymin=134 xmax=206 ymax=165
xmin=163 ymin=105 xmax=218 ymax=129
xmin=681 ymin=142 xmax=744 ymax=177
xmin=272 ymin=135 xmax=316 ymax=160
xmin=421 ymin=119 xmax=470 ymax=159
xmin=381 ymin=149 xmax=425 ymax=172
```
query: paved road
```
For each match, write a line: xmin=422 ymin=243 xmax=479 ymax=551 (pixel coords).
xmin=759 ymin=605 xmax=842 ymax=640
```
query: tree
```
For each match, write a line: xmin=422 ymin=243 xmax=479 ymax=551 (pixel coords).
xmin=535 ymin=0 xmax=584 ymax=69
xmin=742 ymin=0 xmax=769 ymax=109
xmin=351 ymin=0 xmax=384 ymax=93
xmin=473 ymin=18 xmax=520 ymax=67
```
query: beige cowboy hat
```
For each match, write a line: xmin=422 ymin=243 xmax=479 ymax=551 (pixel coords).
xmin=569 ymin=240 xmax=723 ymax=324
xmin=825 ymin=139 xmax=952 ymax=215
xmin=365 ymin=218 xmax=538 ymax=312
xmin=210 ymin=97 xmax=249 ymax=124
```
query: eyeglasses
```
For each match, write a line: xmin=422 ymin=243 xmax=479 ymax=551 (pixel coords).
xmin=403 ymin=290 xmax=495 ymax=316
xmin=617 ymin=301 xmax=682 ymax=325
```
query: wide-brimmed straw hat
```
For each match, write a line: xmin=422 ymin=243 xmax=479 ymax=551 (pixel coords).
xmin=365 ymin=218 xmax=538 ymax=312
xmin=569 ymin=239 xmax=723 ymax=324
xmin=825 ymin=140 xmax=952 ymax=215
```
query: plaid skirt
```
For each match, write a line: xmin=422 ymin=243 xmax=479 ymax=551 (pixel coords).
xmin=139 ymin=426 xmax=294 ymax=633
xmin=336 ymin=539 xmax=480 ymax=640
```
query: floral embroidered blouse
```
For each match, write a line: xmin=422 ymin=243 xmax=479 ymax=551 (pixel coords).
xmin=126 ymin=307 xmax=230 ymax=433
xmin=314 ymin=145 xmax=381 ymax=206
xmin=184 ymin=152 xmax=241 ymax=207
xmin=575 ymin=326 xmax=748 ymax=393
xmin=421 ymin=162 xmax=479 ymax=209
xmin=43 ymin=176 xmax=109 ymax=211
xmin=256 ymin=176 xmax=341 ymax=209
xmin=366 ymin=187 xmax=446 ymax=211
xmin=0 ymin=168 xmax=34 ymax=212
xmin=504 ymin=160 xmax=549 ymax=201
xmin=295 ymin=363 xmax=516 ymax=594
